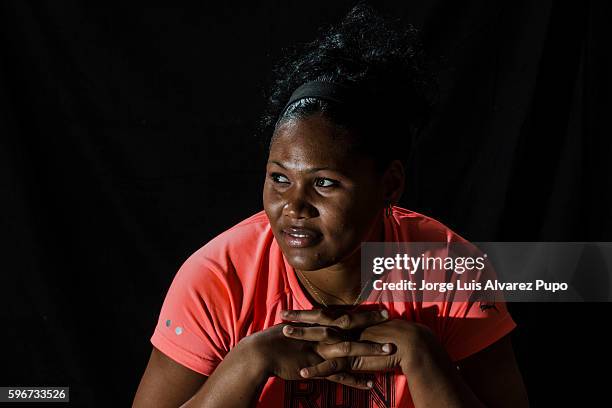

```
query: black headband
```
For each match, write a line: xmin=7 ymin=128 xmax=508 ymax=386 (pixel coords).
xmin=279 ymin=80 xmax=360 ymax=117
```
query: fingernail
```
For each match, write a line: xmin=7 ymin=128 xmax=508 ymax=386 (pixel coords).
xmin=382 ymin=343 xmax=391 ymax=353
xmin=380 ymin=310 xmax=389 ymax=319
xmin=366 ymin=380 xmax=373 ymax=388
xmin=300 ymin=368 xmax=309 ymax=378
xmin=281 ymin=311 xmax=289 ymax=317
xmin=284 ymin=326 xmax=294 ymax=335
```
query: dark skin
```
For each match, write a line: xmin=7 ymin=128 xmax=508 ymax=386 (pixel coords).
xmin=263 ymin=113 xmax=404 ymax=303
xmin=133 ymin=113 xmax=529 ymax=407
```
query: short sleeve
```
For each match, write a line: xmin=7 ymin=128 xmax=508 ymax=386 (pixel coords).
xmin=440 ymin=242 xmax=516 ymax=361
xmin=438 ymin=299 xmax=517 ymax=362
xmin=150 ymin=250 xmax=238 ymax=376
xmin=392 ymin=208 xmax=517 ymax=363
xmin=432 ymin=232 xmax=517 ymax=362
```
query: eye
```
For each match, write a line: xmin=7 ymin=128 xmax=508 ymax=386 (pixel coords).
xmin=314 ymin=177 xmax=338 ymax=188
xmin=270 ymin=173 xmax=290 ymax=184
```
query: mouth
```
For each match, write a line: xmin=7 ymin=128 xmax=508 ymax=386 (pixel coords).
xmin=281 ymin=227 xmax=322 ymax=248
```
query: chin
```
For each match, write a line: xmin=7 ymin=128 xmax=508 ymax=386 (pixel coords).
xmin=285 ymin=252 xmax=330 ymax=272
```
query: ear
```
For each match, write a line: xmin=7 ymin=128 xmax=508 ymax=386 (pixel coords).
xmin=382 ymin=160 xmax=405 ymax=205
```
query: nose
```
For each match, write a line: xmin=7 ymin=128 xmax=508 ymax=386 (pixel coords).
xmin=282 ymin=184 xmax=317 ymax=220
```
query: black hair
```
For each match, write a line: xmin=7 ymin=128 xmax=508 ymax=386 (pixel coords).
xmin=258 ymin=2 xmax=434 ymax=173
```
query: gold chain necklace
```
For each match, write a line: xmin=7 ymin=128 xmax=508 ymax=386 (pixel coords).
xmin=297 ymin=270 xmax=373 ymax=308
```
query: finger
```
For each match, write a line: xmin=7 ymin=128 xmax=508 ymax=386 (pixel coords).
xmin=299 ymin=358 xmax=349 ymax=379
xmin=283 ymin=325 xmax=343 ymax=344
xmin=350 ymin=355 xmax=398 ymax=372
xmin=329 ymin=309 xmax=389 ymax=330
xmin=281 ymin=309 xmax=336 ymax=325
xmin=281 ymin=309 xmax=389 ymax=330
xmin=326 ymin=372 xmax=374 ymax=390
xmin=315 ymin=341 xmax=393 ymax=359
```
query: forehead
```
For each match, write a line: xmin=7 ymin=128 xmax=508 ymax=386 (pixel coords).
xmin=268 ymin=115 xmax=362 ymax=170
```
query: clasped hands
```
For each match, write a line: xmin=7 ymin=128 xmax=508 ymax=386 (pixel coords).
xmin=247 ymin=308 xmax=440 ymax=390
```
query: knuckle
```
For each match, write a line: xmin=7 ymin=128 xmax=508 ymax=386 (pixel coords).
xmin=337 ymin=314 xmax=352 ymax=329
xmin=350 ymin=357 xmax=363 ymax=371
xmin=339 ymin=341 xmax=351 ymax=354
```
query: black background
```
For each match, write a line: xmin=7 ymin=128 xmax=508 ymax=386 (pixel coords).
xmin=1 ymin=1 xmax=611 ymax=406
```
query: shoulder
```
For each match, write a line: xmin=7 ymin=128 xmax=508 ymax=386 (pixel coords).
xmin=391 ymin=206 xmax=468 ymax=243
xmin=151 ymin=212 xmax=276 ymax=372
xmin=187 ymin=209 xmax=273 ymax=266
xmin=171 ymin=210 xmax=274 ymax=295
xmin=390 ymin=209 xmax=518 ymax=361
xmin=200 ymin=210 xmax=273 ymax=259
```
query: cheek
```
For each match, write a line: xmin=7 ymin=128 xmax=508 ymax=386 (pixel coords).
xmin=319 ymin=198 xmax=378 ymax=242
xmin=319 ymin=209 xmax=358 ymax=245
xmin=262 ymin=183 xmax=282 ymax=213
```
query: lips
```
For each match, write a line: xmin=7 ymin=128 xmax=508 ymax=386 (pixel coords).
xmin=281 ymin=226 xmax=322 ymax=248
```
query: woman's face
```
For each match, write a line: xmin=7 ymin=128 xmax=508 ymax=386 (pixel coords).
xmin=263 ymin=113 xmax=386 ymax=271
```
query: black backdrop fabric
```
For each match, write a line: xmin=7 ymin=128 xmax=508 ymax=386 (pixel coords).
xmin=1 ymin=1 xmax=611 ymax=406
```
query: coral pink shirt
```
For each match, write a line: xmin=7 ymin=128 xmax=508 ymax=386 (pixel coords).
xmin=150 ymin=206 xmax=516 ymax=407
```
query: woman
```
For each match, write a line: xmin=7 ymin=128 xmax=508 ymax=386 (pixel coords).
xmin=134 ymin=4 xmax=528 ymax=407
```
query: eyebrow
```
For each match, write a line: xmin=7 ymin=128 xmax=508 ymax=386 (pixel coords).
xmin=269 ymin=160 xmax=334 ymax=174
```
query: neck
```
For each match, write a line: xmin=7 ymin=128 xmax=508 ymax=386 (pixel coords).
xmin=297 ymin=211 xmax=385 ymax=305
